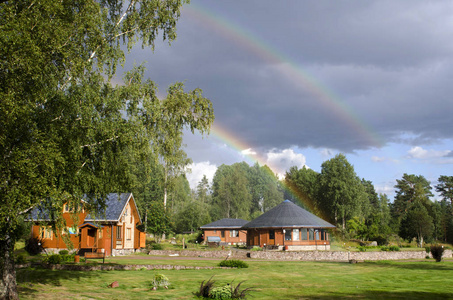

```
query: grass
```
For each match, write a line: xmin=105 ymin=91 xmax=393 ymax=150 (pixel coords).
xmin=16 ymin=256 xmax=453 ymax=299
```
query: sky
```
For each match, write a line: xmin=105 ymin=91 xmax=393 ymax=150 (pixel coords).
xmin=123 ymin=0 xmax=453 ymax=200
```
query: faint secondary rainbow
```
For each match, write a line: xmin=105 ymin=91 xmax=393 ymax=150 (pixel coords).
xmin=183 ymin=3 xmax=382 ymax=215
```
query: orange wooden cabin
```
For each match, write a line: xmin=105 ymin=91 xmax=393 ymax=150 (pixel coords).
xmin=28 ymin=193 xmax=146 ymax=256
xmin=200 ymin=218 xmax=248 ymax=245
xmin=242 ymin=200 xmax=335 ymax=250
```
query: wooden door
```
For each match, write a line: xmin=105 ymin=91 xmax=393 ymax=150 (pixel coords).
xmin=268 ymin=230 xmax=275 ymax=245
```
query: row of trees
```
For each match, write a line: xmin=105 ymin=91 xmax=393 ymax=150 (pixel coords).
xmin=132 ymin=162 xmax=285 ymax=237
xmin=285 ymin=154 xmax=453 ymax=247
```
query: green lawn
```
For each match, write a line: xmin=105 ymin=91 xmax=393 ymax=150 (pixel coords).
xmin=17 ymin=257 xmax=453 ymax=299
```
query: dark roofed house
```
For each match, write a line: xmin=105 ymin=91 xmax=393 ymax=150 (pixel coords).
xmin=242 ymin=200 xmax=335 ymax=250
xmin=200 ymin=218 xmax=249 ymax=245
xmin=28 ymin=193 xmax=145 ymax=256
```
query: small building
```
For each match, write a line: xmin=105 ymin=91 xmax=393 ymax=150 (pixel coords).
xmin=242 ymin=200 xmax=335 ymax=250
xmin=200 ymin=218 xmax=248 ymax=245
xmin=28 ymin=193 xmax=146 ymax=256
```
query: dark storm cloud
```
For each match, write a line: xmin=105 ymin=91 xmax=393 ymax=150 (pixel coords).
xmin=126 ymin=0 xmax=453 ymax=153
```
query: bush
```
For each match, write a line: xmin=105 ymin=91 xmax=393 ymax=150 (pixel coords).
xmin=59 ymin=250 xmax=69 ymax=255
xmin=210 ymin=285 xmax=232 ymax=299
xmin=250 ymin=246 xmax=262 ymax=251
xmin=25 ymin=237 xmax=44 ymax=255
xmin=358 ymin=246 xmax=366 ymax=252
xmin=45 ymin=254 xmax=62 ymax=264
xmin=431 ymin=245 xmax=445 ymax=262
xmin=389 ymin=246 xmax=400 ymax=251
xmin=152 ymin=243 xmax=163 ymax=250
xmin=151 ymin=273 xmax=170 ymax=289
xmin=218 ymin=259 xmax=249 ymax=269
xmin=425 ymin=246 xmax=431 ymax=253
xmin=194 ymin=276 xmax=253 ymax=299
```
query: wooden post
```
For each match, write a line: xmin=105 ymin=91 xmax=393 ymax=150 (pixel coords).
xmin=182 ymin=237 xmax=185 ymax=250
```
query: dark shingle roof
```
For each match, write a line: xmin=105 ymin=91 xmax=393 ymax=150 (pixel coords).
xmin=200 ymin=218 xmax=249 ymax=229
xmin=85 ymin=193 xmax=133 ymax=222
xmin=27 ymin=193 xmax=136 ymax=223
xmin=242 ymin=200 xmax=335 ymax=229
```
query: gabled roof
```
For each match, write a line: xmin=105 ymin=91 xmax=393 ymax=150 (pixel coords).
xmin=28 ymin=193 xmax=140 ymax=224
xmin=85 ymin=193 xmax=139 ymax=223
xmin=200 ymin=218 xmax=249 ymax=229
xmin=242 ymin=200 xmax=335 ymax=229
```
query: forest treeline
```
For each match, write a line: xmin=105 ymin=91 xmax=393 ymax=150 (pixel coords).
xmin=136 ymin=153 xmax=453 ymax=246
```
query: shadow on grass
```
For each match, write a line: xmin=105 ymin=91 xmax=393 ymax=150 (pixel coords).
xmin=288 ymin=290 xmax=453 ymax=299
xmin=364 ymin=260 xmax=453 ymax=271
xmin=16 ymin=266 xmax=99 ymax=298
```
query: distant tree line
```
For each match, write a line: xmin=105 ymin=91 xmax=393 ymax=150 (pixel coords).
xmin=285 ymin=154 xmax=453 ymax=247
xmin=135 ymin=153 xmax=453 ymax=248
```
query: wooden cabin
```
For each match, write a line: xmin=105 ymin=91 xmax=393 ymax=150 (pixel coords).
xmin=28 ymin=193 xmax=146 ymax=256
xmin=242 ymin=200 xmax=335 ymax=250
xmin=200 ymin=218 xmax=248 ymax=245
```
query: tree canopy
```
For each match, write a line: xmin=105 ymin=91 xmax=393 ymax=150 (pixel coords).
xmin=1 ymin=1 xmax=215 ymax=298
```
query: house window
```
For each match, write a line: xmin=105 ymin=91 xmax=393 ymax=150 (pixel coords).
xmin=126 ymin=228 xmax=132 ymax=240
xmin=230 ymin=230 xmax=239 ymax=237
xmin=63 ymin=203 xmax=74 ymax=213
xmin=300 ymin=228 xmax=308 ymax=241
xmin=284 ymin=229 xmax=291 ymax=241
xmin=221 ymin=230 xmax=225 ymax=238
xmin=269 ymin=230 xmax=275 ymax=240
xmin=309 ymin=229 xmax=314 ymax=240
xmin=116 ymin=226 xmax=122 ymax=240
xmin=40 ymin=227 xmax=52 ymax=239
xmin=98 ymin=229 xmax=103 ymax=239
xmin=292 ymin=229 xmax=300 ymax=241
xmin=315 ymin=230 xmax=320 ymax=240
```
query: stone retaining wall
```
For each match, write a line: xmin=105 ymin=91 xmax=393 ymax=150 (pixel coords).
xmin=147 ymin=249 xmax=248 ymax=259
xmin=249 ymin=249 xmax=453 ymax=261
xmin=18 ymin=263 xmax=224 ymax=271
xmin=146 ymin=249 xmax=452 ymax=261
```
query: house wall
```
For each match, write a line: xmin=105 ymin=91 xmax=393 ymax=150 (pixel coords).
xmin=247 ymin=228 xmax=330 ymax=248
xmin=203 ymin=229 xmax=247 ymax=245
xmin=30 ymin=195 xmax=144 ymax=255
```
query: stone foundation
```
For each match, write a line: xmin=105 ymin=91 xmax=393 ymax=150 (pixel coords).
xmin=112 ymin=248 xmax=136 ymax=256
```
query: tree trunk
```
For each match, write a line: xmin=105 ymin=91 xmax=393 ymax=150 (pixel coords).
xmin=0 ymin=232 xmax=18 ymax=300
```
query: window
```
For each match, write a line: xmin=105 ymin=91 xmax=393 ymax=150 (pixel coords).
xmin=98 ymin=229 xmax=103 ymax=239
xmin=116 ymin=226 xmax=122 ymax=240
xmin=126 ymin=228 xmax=131 ymax=240
xmin=230 ymin=230 xmax=239 ymax=237
xmin=285 ymin=229 xmax=291 ymax=241
xmin=309 ymin=229 xmax=314 ymax=240
xmin=40 ymin=227 xmax=52 ymax=239
xmin=292 ymin=229 xmax=300 ymax=241
xmin=221 ymin=230 xmax=225 ymax=238
xmin=269 ymin=230 xmax=275 ymax=240
xmin=301 ymin=229 xmax=308 ymax=240
xmin=315 ymin=230 xmax=320 ymax=240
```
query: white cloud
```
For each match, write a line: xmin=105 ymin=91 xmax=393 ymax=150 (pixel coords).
xmin=241 ymin=148 xmax=257 ymax=156
xmin=266 ymin=149 xmax=307 ymax=177
xmin=375 ymin=183 xmax=395 ymax=196
xmin=185 ymin=161 xmax=218 ymax=190
xmin=407 ymin=146 xmax=451 ymax=159
xmin=321 ymin=148 xmax=335 ymax=158
xmin=371 ymin=156 xmax=399 ymax=163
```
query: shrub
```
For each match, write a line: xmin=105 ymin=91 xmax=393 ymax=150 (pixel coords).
xmin=152 ymin=243 xmax=163 ymax=250
xmin=431 ymin=245 xmax=445 ymax=262
xmin=250 ymin=246 xmax=262 ymax=251
xmin=358 ymin=246 xmax=366 ymax=252
xmin=25 ymin=237 xmax=44 ymax=255
xmin=218 ymin=259 xmax=249 ymax=269
xmin=45 ymin=254 xmax=62 ymax=264
xmin=380 ymin=246 xmax=389 ymax=251
xmin=389 ymin=246 xmax=400 ymax=251
xmin=425 ymin=246 xmax=430 ymax=253
xmin=59 ymin=250 xmax=69 ymax=255
xmin=151 ymin=273 xmax=170 ymax=289
xmin=194 ymin=276 xmax=216 ymax=298
xmin=210 ymin=285 xmax=232 ymax=299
